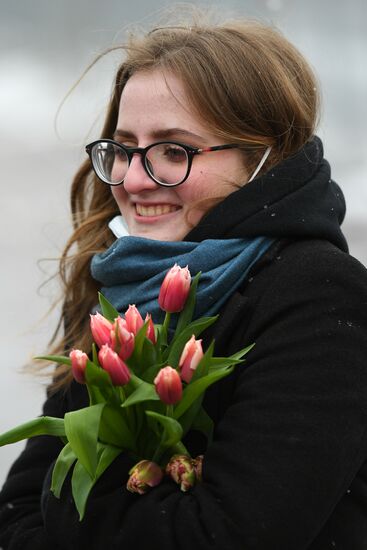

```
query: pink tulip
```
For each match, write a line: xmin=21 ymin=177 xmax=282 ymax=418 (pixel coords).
xmin=158 ymin=264 xmax=191 ymax=313
xmin=124 ymin=304 xmax=144 ymax=335
xmin=145 ymin=314 xmax=156 ymax=344
xmin=179 ymin=335 xmax=204 ymax=383
xmin=154 ymin=366 xmax=182 ymax=405
xmin=69 ymin=349 xmax=88 ymax=384
xmin=127 ymin=460 xmax=164 ymax=495
xmin=165 ymin=454 xmax=196 ymax=492
xmin=98 ymin=344 xmax=131 ymax=386
xmin=90 ymin=312 xmax=113 ymax=348
xmin=111 ymin=317 xmax=135 ymax=360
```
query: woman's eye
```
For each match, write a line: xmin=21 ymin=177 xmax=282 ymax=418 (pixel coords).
xmin=164 ymin=146 xmax=187 ymax=162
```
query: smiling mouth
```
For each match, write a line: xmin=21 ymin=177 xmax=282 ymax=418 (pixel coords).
xmin=135 ymin=204 xmax=181 ymax=217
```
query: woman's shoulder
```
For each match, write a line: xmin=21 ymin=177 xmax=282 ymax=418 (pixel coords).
xmin=244 ymin=237 xmax=367 ymax=303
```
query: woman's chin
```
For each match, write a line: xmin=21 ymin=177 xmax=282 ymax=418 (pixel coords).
xmin=126 ymin=220 xmax=189 ymax=242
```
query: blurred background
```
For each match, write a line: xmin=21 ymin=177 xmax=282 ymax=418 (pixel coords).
xmin=0 ymin=0 xmax=366 ymax=485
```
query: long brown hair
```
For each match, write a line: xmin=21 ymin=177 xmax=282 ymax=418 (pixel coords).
xmin=45 ymin=14 xmax=320 ymax=389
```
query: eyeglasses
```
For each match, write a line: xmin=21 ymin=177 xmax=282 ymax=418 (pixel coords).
xmin=85 ymin=139 xmax=241 ymax=187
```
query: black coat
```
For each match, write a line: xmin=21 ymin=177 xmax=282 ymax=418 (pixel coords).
xmin=1 ymin=137 xmax=367 ymax=549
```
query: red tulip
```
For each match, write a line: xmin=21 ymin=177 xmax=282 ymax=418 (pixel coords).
xmin=90 ymin=312 xmax=113 ymax=348
xmin=145 ymin=314 xmax=156 ymax=344
xmin=179 ymin=335 xmax=204 ymax=383
xmin=154 ymin=366 xmax=182 ymax=405
xmin=69 ymin=349 xmax=88 ymax=384
xmin=111 ymin=317 xmax=135 ymax=360
xmin=98 ymin=344 xmax=131 ymax=386
xmin=127 ymin=460 xmax=164 ymax=495
xmin=124 ymin=305 xmax=144 ymax=335
xmin=158 ymin=264 xmax=191 ymax=313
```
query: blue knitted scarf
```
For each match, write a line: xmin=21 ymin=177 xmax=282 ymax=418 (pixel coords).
xmin=90 ymin=235 xmax=274 ymax=323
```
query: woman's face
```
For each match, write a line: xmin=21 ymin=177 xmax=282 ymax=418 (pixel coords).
xmin=111 ymin=70 xmax=248 ymax=241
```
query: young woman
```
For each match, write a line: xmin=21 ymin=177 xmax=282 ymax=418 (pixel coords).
xmin=1 ymin=17 xmax=367 ymax=550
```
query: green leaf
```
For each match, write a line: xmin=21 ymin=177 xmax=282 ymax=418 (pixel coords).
xmin=145 ymin=411 xmax=183 ymax=450
xmin=190 ymin=341 xmax=215 ymax=383
xmin=154 ymin=323 xmax=166 ymax=350
xmin=92 ymin=343 xmax=99 ymax=366
xmin=127 ymin=323 xmax=148 ymax=375
xmin=177 ymin=393 xmax=204 ymax=437
xmin=64 ymin=403 xmax=106 ymax=478
xmin=165 ymin=316 xmax=218 ymax=368
xmin=85 ymin=360 xmax=113 ymax=390
xmin=174 ymin=342 xmax=215 ymax=435
xmin=207 ymin=344 xmax=255 ymax=372
xmin=222 ymin=343 xmax=255 ymax=361
xmin=84 ymin=360 xmax=116 ymax=406
xmin=121 ymin=377 xmax=160 ymax=408
xmin=174 ymin=366 xmax=235 ymax=420
xmin=71 ymin=444 xmax=123 ymax=521
xmin=99 ymin=405 xmax=135 ymax=450
xmin=98 ymin=292 xmax=119 ymax=322
xmin=140 ymin=362 xmax=165 ymax=384
xmin=34 ymin=355 xmax=71 ymax=367
xmin=51 ymin=443 xmax=77 ymax=498
xmin=0 ymin=416 xmax=65 ymax=446
xmin=175 ymin=271 xmax=201 ymax=334
xmin=71 ymin=459 xmax=95 ymax=521
xmin=191 ymin=406 xmax=214 ymax=445
xmin=95 ymin=443 xmax=122 ymax=478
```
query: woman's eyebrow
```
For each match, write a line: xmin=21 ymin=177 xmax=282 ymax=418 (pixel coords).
xmin=113 ymin=128 xmax=205 ymax=142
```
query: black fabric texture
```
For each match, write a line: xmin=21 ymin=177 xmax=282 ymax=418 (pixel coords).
xmin=1 ymin=136 xmax=367 ymax=549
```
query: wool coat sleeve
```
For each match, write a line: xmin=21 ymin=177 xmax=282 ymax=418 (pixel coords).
xmin=2 ymin=240 xmax=367 ymax=549
xmin=0 ymin=388 xmax=66 ymax=549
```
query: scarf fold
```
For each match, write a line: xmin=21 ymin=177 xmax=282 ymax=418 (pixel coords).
xmin=91 ymin=235 xmax=275 ymax=323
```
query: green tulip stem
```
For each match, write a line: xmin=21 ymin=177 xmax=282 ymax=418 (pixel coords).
xmin=118 ymin=387 xmax=126 ymax=403
xmin=172 ymin=441 xmax=190 ymax=457
xmin=162 ymin=312 xmax=171 ymax=339
xmin=166 ymin=404 xmax=174 ymax=418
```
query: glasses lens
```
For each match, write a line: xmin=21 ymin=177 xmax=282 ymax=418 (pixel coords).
xmin=146 ymin=143 xmax=189 ymax=185
xmin=91 ymin=142 xmax=128 ymax=185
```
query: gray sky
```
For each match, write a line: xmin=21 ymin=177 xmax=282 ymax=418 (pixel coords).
xmin=0 ymin=0 xmax=366 ymax=484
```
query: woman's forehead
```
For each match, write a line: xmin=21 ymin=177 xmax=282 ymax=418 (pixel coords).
xmin=117 ymin=70 xmax=213 ymax=143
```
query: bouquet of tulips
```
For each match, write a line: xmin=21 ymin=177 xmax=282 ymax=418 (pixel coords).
xmin=0 ymin=265 xmax=254 ymax=520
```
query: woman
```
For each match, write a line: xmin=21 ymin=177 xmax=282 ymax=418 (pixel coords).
xmin=1 ymin=16 xmax=367 ymax=550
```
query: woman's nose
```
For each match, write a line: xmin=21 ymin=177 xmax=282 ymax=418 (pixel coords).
xmin=122 ymin=153 xmax=159 ymax=194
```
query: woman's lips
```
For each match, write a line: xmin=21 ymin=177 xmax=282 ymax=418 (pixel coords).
xmin=135 ymin=203 xmax=181 ymax=217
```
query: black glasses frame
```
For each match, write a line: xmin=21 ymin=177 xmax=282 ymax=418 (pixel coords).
xmin=85 ymin=138 xmax=240 ymax=187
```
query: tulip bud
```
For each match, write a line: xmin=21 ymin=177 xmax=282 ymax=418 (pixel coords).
xmin=179 ymin=335 xmax=204 ymax=383
xmin=158 ymin=264 xmax=191 ymax=313
xmin=98 ymin=344 xmax=131 ymax=386
xmin=69 ymin=349 xmax=88 ymax=384
xmin=111 ymin=317 xmax=135 ymax=360
xmin=127 ymin=460 xmax=164 ymax=495
xmin=154 ymin=366 xmax=182 ymax=405
xmin=124 ymin=304 xmax=144 ymax=335
xmin=90 ymin=312 xmax=113 ymax=348
xmin=145 ymin=314 xmax=156 ymax=344
xmin=165 ymin=454 xmax=196 ymax=492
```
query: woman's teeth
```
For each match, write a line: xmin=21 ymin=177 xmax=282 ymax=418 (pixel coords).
xmin=136 ymin=204 xmax=179 ymax=217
